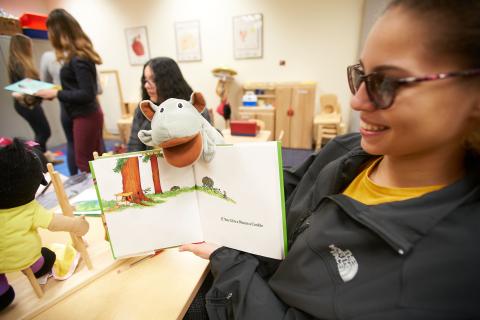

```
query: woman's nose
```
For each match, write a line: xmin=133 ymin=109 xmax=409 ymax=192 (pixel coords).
xmin=350 ymin=82 xmax=376 ymax=112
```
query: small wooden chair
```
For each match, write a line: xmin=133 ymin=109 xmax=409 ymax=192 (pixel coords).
xmin=47 ymin=163 xmax=93 ymax=270
xmin=314 ymin=94 xmax=345 ymax=150
xmin=22 ymin=268 xmax=43 ymax=298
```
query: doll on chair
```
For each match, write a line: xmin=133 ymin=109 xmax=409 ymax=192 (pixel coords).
xmin=0 ymin=137 xmax=89 ymax=311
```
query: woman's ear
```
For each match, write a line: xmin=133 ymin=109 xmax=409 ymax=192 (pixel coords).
xmin=190 ymin=92 xmax=206 ymax=113
xmin=139 ymin=100 xmax=158 ymax=121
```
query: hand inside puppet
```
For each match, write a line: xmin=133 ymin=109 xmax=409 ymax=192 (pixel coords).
xmin=0 ymin=137 xmax=89 ymax=311
xmin=137 ymin=92 xmax=225 ymax=167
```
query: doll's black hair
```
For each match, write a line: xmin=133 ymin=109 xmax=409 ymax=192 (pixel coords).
xmin=0 ymin=138 xmax=47 ymax=209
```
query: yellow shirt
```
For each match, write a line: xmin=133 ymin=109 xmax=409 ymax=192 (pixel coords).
xmin=343 ymin=158 xmax=445 ymax=205
xmin=0 ymin=200 xmax=53 ymax=273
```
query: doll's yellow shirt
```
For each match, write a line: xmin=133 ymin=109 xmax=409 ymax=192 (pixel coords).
xmin=0 ymin=200 xmax=53 ymax=273
xmin=343 ymin=158 xmax=445 ymax=205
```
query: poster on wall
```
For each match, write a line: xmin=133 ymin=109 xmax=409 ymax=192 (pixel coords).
xmin=233 ymin=13 xmax=263 ymax=59
xmin=175 ymin=20 xmax=202 ymax=62
xmin=125 ymin=26 xmax=150 ymax=65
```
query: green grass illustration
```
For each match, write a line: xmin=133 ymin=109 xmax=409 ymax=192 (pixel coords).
xmin=99 ymin=185 xmax=235 ymax=214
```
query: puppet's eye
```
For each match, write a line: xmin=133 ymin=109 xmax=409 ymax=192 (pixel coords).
xmin=160 ymin=108 xmax=164 ymax=113
xmin=178 ymin=103 xmax=183 ymax=108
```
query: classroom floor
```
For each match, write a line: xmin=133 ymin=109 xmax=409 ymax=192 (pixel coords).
xmin=50 ymin=141 xmax=313 ymax=176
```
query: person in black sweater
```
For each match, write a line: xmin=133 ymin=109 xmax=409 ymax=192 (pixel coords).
xmin=7 ymin=34 xmax=51 ymax=153
xmin=36 ymin=9 xmax=104 ymax=173
xmin=127 ymin=57 xmax=211 ymax=152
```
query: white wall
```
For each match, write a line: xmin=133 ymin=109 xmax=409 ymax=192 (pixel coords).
xmin=48 ymin=0 xmax=364 ymax=127
xmin=1 ymin=0 xmax=364 ymax=140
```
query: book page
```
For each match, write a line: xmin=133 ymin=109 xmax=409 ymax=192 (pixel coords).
xmin=193 ymin=142 xmax=286 ymax=260
xmin=90 ymin=152 xmax=203 ymax=258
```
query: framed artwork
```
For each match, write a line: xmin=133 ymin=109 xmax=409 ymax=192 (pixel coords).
xmin=175 ymin=20 xmax=202 ymax=62
xmin=125 ymin=26 xmax=150 ymax=65
xmin=233 ymin=13 xmax=263 ymax=59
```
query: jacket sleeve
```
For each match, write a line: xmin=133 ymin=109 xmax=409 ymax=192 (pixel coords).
xmin=127 ymin=106 xmax=149 ymax=152
xmin=57 ymin=58 xmax=97 ymax=105
xmin=206 ymin=247 xmax=323 ymax=320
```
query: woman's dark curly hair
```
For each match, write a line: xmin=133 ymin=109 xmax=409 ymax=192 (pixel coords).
xmin=140 ymin=57 xmax=193 ymax=103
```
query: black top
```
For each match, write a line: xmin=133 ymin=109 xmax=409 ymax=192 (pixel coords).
xmin=57 ymin=56 xmax=99 ymax=118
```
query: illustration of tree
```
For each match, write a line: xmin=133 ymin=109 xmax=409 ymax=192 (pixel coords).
xmin=113 ymin=157 xmax=148 ymax=203
xmin=142 ymin=152 xmax=162 ymax=194
xmin=202 ymin=176 xmax=214 ymax=189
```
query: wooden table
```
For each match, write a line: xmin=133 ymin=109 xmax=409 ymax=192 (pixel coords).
xmin=4 ymin=216 xmax=210 ymax=320
xmin=221 ymin=129 xmax=272 ymax=143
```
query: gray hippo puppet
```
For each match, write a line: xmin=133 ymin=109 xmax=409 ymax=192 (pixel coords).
xmin=137 ymin=92 xmax=225 ymax=167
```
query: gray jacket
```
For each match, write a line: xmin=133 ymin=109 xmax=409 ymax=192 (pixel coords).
xmin=206 ymin=133 xmax=480 ymax=319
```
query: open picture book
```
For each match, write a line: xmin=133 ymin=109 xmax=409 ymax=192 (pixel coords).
xmin=89 ymin=142 xmax=287 ymax=260
xmin=4 ymin=78 xmax=58 ymax=95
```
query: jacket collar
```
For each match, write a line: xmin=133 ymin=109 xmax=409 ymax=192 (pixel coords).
xmin=316 ymin=148 xmax=480 ymax=255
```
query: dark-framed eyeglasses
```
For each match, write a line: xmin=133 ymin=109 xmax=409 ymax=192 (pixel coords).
xmin=347 ymin=63 xmax=480 ymax=109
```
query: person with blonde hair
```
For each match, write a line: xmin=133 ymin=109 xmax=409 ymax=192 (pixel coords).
xmin=8 ymin=34 xmax=51 ymax=154
xmin=36 ymin=8 xmax=104 ymax=173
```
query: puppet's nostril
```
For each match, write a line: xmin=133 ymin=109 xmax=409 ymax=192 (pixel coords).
xmin=178 ymin=103 xmax=183 ymax=108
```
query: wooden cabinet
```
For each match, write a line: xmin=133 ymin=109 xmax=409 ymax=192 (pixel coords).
xmin=275 ymin=83 xmax=316 ymax=149
xmin=237 ymin=82 xmax=316 ymax=148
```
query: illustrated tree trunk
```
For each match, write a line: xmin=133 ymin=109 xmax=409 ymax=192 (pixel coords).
xmin=121 ymin=157 xmax=148 ymax=203
xmin=150 ymin=155 xmax=162 ymax=194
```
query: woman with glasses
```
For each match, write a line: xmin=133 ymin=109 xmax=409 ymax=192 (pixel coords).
xmin=180 ymin=0 xmax=480 ymax=319
xmin=127 ymin=57 xmax=211 ymax=152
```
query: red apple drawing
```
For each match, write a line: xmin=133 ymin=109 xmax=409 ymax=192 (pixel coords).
xmin=132 ymin=35 xmax=145 ymax=56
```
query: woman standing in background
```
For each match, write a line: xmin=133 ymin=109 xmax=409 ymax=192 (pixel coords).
xmin=7 ymin=34 xmax=51 ymax=154
xmin=127 ymin=56 xmax=211 ymax=152
xmin=36 ymin=9 xmax=104 ymax=173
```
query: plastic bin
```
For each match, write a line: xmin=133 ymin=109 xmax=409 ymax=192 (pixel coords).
xmin=19 ymin=13 xmax=47 ymax=30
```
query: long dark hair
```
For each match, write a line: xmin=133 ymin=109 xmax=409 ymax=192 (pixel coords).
xmin=46 ymin=8 xmax=102 ymax=64
xmin=141 ymin=57 xmax=192 ymax=103
xmin=386 ymin=0 xmax=480 ymax=152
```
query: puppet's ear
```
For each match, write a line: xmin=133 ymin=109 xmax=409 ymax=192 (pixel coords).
xmin=190 ymin=92 xmax=206 ymax=113
xmin=139 ymin=100 xmax=158 ymax=121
